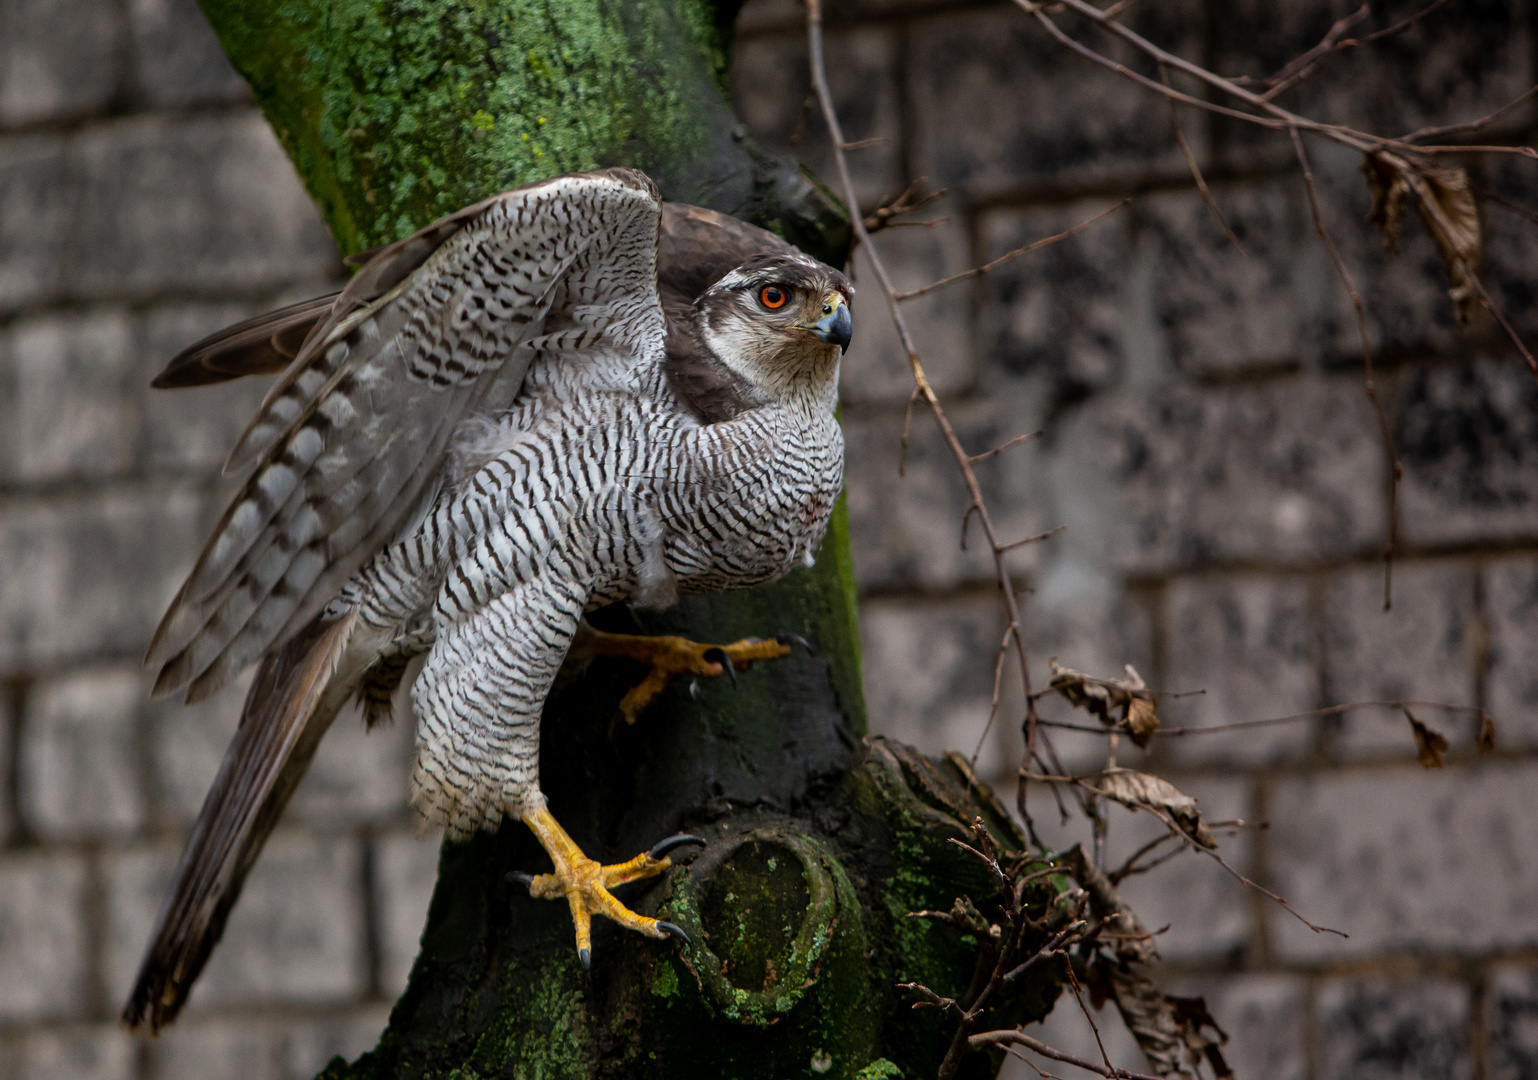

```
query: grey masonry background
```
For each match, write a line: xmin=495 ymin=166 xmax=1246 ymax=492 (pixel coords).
xmin=2 ymin=0 xmax=1537 ymax=1077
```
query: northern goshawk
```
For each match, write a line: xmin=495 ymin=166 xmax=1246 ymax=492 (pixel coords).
xmin=123 ymin=169 xmax=853 ymax=1032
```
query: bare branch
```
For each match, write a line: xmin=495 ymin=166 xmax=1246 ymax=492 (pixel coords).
xmin=999 ymin=525 xmax=1068 ymax=552
xmin=1256 ymin=3 xmax=1371 ymax=101
xmin=1401 ymin=84 xmax=1538 ymax=143
xmin=895 ymin=199 xmax=1131 ymax=302
xmin=969 ymin=430 xmax=1044 ymax=464
xmin=807 ymin=0 xmax=1047 ymax=848
xmin=970 ymin=1030 xmax=1166 ymax=1080
xmin=1291 ymin=127 xmax=1402 ymax=611
xmin=1159 ymin=62 xmax=1246 ymax=254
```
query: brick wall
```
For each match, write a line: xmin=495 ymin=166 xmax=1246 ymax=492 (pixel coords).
xmin=733 ymin=1 xmax=1538 ymax=1077
xmin=1 ymin=0 xmax=1535 ymax=1077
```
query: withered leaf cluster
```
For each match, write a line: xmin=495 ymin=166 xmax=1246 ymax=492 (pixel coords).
xmin=1091 ymin=768 xmax=1219 ymax=850
xmin=1363 ymin=151 xmax=1482 ymax=324
xmin=1050 ymin=660 xmax=1161 ymax=747
xmin=1061 ymin=846 xmax=1232 ymax=1079
xmin=1401 ymin=709 xmax=1497 ymax=768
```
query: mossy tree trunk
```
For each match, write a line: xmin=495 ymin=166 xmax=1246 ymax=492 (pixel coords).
xmin=198 ymin=2 xmax=1062 ymax=1076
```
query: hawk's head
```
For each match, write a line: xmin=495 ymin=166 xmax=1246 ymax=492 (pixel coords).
xmin=694 ymin=253 xmax=853 ymax=395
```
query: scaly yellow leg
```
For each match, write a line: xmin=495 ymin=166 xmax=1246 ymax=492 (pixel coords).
xmin=581 ymin=628 xmax=796 ymax=725
xmin=512 ymin=807 xmax=699 ymax=968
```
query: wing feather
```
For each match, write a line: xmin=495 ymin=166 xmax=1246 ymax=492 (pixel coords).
xmin=147 ymin=168 xmax=663 ymax=700
xmin=150 ymin=293 xmax=340 ymax=389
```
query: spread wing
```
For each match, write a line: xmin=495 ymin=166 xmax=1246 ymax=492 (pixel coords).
xmin=149 ymin=202 xmax=801 ymax=389
xmin=146 ymin=168 xmax=664 ymax=703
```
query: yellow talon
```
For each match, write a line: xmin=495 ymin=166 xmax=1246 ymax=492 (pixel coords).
xmin=515 ymin=807 xmax=694 ymax=968
xmin=580 ymin=628 xmax=793 ymax=725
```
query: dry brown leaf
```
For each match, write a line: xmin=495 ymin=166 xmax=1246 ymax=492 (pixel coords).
xmin=1049 ymin=659 xmax=1160 ymax=745
xmin=1127 ymin=694 xmax=1161 ymax=748
xmin=1414 ymin=165 xmax=1482 ymax=325
xmin=1363 ymin=152 xmax=1412 ymax=252
xmin=1169 ymin=995 xmax=1234 ymax=1080
xmin=1106 ymin=965 xmax=1192 ymax=1077
xmin=1404 ymin=709 xmax=1449 ymax=769
xmin=1364 ymin=152 xmax=1484 ymax=325
xmin=1095 ymin=768 xmax=1218 ymax=849
xmin=1478 ymin=714 xmax=1497 ymax=754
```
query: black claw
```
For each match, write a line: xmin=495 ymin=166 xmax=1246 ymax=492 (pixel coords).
xmin=774 ymin=632 xmax=815 ymax=654
xmin=579 ymin=947 xmax=591 ymax=971
xmin=656 ymin=921 xmax=690 ymax=943
xmin=506 ymin=871 xmax=535 ymax=888
xmin=647 ymin=833 xmax=707 ymax=861
xmin=702 ymin=647 xmax=737 ymax=687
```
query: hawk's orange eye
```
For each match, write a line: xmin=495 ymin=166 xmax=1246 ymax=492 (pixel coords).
xmin=759 ymin=285 xmax=788 ymax=309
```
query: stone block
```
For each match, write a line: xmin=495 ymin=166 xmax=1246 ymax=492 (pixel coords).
xmin=1487 ymin=965 xmax=1538 ymax=1080
xmin=1017 ymin=572 xmax=1155 ymax=775
xmin=860 ymin=593 xmax=1011 ymax=776
xmin=138 ymin=301 xmax=273 ymax=474
xmin=0 ymin=488 xmax=202 ymax=674
xmin=975 ymin=199 xmax=1135 ymax=405
xmin=12 ymin=1026 xmax=136 ymax=1080
xmin=909 ymin=3 xmax=1203 ymax=197
xmin=0 ymin=0 xmax=121 ymax=126
xmin=146 ymin=1019 xmax=281 ymax=1080
xmin=1162 ymin=974 xmax=1307 ymax=1080
xmin=1141 ymin=181 xmax=1305 ymax=376
xmin=0 ymin=136 xmax=69 ymax=312
xmin=373 ymin=830 xmax=443 ymax=996
xmin=0 ymin=852 xmax=89 ymax=1021
xmin=152 ymin=675 xmax=408 ymax=830
xmin=146 ymin=669 xmax=248 ymax=827
xmin=1212 ymin=0 xmax=1531 ymax=160
xmin=1479 ymin=153 xmax=1538 ymax=338
xmin=19 ymin=666 xmax=146 ymax=840
xmin=1485 ymin=557 xmax=1538 ymax=749
xmin=106 ymin=833 xmax=368 ymax=1011
xmin=1315 ymin=977 xmax=1473 ymax=1080
xmin=1394 ymin=358 xmax=1538 ymax=547
xmin=1055 ymin=375 xmax=1387 ymax=576
xmin=65 ymin=113 xmax=338 ymax=300
xmin=278 ymin=1005 xmax=391 ymax=1079
xmin=1161 ymin=573 xmax=1318 ymax=766
xmin=1322 ymin=560 xmax=1476 ymax=759
xmin=289 ymin=702 xmax=412 ymax=827
xmin=1 ymin=309 xmax=139 ymax=484
xmin=730 ymin=26 xmax=902 ymax=207
xmin=842 ymin=382 xmax=1052 ymax=592
xmin=998 ymin=984 xmax=1146 ymax=1080
xmin=837 ymin=222 xmax=976 ymax=408
xmin=127 ymin=0 xmax=248 ymax=108
xmin=1267 ymin=761 xmax=1538 ymax=961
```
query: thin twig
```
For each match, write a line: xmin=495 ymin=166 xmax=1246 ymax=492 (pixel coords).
xmin=970 ymin=1030 xmax=1166 ymax=1080
xmin=1256 ymin=4 xmax=1371 ymax=102
xmin=999 ymin=525 xmax=1067 ymax=552
xmin=1032 ymin=698 xmax=1490 ymax=738
xmin=807 ymin=0 xmax=1046 ymax=846
xmin=1159 ymin=61 xmax=1245 ymax=253
xmin=969 ymin=430 xmax=1044 ymax=464
xmin=1290 ymin=126 xmax=1401 ymax=611
xmin=1401 ymin=84 xmax=1538 ymax=143
xmin=896 ymin=199 xmax=1130 ymax=301
xmin=971 ymin=625 xmax=1019 ymax=768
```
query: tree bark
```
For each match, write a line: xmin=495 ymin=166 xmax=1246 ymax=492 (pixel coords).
xmin=197 ymin=1 xmax=1061 ymax=1076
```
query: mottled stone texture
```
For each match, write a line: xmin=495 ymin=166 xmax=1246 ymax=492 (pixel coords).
xmin=1 ymin=0 xmax=1535 ymax=1076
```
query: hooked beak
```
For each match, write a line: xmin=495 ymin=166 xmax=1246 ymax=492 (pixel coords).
xmin=811 ymin=296 xmax=852 ymax=352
